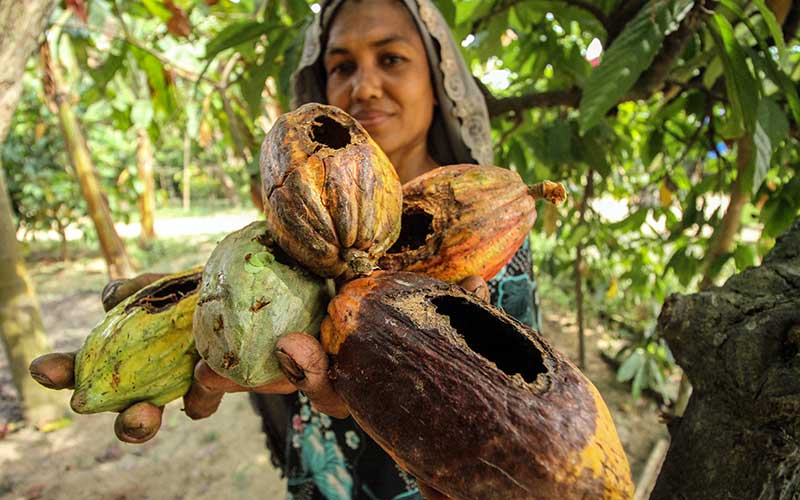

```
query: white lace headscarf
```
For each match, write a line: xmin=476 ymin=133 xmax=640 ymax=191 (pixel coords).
xmin=291 ymin=0 xmax=494 ymax=166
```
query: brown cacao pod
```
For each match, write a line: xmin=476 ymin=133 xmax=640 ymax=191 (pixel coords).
xmin=378 ymin=164 xmax=566 ymax=283
xmin=321 ymin=271 xmax=632 ymax=500
xmin=260 ymin=103 xmax=403 ymax=279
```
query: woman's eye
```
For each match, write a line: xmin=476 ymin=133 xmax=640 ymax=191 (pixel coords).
xmin=381 ymin=54 xmax=405 ymax=67
xmin=329 ymin=62 xmax=355 ymax=76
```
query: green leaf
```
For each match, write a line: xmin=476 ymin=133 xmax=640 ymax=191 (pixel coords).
xmin=708 ymin=14 xmax=759 ymax=135
xmin=617 ymin=349 xmax=644 ymax=383
xmin=131 ymin=46 xmax=175 ymax=115
xmin=746 ymin=99 xmax=787 ymax=196
xmin=205 ymin=21 xmax=272 ymax=60
xmin=432 ymin=0 xmax=456 ymax=26
xmin=762 ymin=177 xmax=800 ymax=238
xmin=749 ymin=121 xmax=771 ymax=196
xmin=142 ymin=0 xmax=171 ymax=21
xmin=131 ymin=100 xmax=154 ymax=128
xmin=88 ymin=46 xmax=127 ymax=92
xmin=733 ymin=244 xmax=757 ymax=271
xmin=752 ymin=0 xmax=788 ymax=69
xmin=642 ymin=129 xmax=664 ymax=167
xmin=632 ymin=360 xmax=647 ymax=400
xmin=578 ymin=0 xmax=695 ymax=133
xmin=609 ymin=209 xmax=648 ymax=232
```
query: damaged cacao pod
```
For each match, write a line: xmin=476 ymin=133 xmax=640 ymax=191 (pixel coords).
xmin=378 ymin=164 xmax=566 ymax=283
xmin=70 ymin=268 xmax=203 ymax=414
xmin=260 ymin=103 xmax=403 ymax=279
xmin=321 ymin=271 xmax=633 ymax=500
xmin=193 ymin=221 xmax=329 ymax=387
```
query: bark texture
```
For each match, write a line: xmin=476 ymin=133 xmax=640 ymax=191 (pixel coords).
xmin=136 ymin=128 xmax=156 ymax=245
xmin=41 ymin=43 xmax=134 ymax=279
xmin=651 ymin=219 xmax=800 ymax=500
xmin=0 ymin=0 xmax=67 ymax=425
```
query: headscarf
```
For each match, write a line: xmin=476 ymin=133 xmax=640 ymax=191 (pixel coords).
xmin=291 ymin=0 xmax=494 ymax=166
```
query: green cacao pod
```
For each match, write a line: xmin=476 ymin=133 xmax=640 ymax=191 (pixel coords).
xmin=193 ymin=221 xmax=329 ymax=387
xmin=260 ymin=103 xmax=403 ymax=279
xmin=70 ymin=268 xmax=203 ymax=414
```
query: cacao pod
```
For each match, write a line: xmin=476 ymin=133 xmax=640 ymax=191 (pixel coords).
xmin=71 ymin=268 xmax=202 ymax=414
xmin=378 ymin=164 xmax=566 ymax=283
xmin=194 ymin=221 xmax=329 ymax=387
xmin=260 ymin=103 xmax=403 ymax=279
xmin=321 ymin=271 xmax=632 ymax=500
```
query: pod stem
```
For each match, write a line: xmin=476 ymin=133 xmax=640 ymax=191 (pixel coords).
xmin=527 ymin=181 xmax=567 ymax=205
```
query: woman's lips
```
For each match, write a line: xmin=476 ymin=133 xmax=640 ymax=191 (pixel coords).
xmin=353 ymin=111 xmax=393 ymax=129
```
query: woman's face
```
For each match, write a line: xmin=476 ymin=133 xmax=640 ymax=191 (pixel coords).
xmin=323 ymin=0 xmax=435 ymax=161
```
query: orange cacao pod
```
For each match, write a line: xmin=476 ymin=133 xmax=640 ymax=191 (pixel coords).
xmin=321 ymin=271 xmax=633 ymax=500
xmin=378 ymin=164 xmax=566 ymax=283
xmin=260 ymin=103 xmax=403 ymax=279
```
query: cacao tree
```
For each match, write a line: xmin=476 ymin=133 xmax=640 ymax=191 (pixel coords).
xmin=0 ymin=0 xmax=68 ymax=426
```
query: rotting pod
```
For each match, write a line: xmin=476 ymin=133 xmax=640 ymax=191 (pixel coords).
xmin=321 ymin=271 xmax=633 ymax=500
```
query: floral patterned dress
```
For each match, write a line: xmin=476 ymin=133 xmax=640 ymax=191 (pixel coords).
xmin=250 ymin=241 xmax=541 ymax=500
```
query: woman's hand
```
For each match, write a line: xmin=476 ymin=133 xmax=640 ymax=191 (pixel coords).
xmin=29 ymin=273 xmax=489 ymax=444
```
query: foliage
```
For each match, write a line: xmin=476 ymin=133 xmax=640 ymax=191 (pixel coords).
xmin=3 ymin=0 xmax=799 ymax=400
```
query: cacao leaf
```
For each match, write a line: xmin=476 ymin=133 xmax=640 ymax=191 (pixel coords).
xmin=617 ymin=349 xmax=644 ymax=383
xmin=204 ymin=21 xmax=273 ymax=61
xmin=165 ymin=0 xmax=191 ymax=38
xmin=142 ymin=0 xmax=172 ymax=21
xmin=708 ymin=14 xmax=759 ymax=135
xmin=745 ymin=99 xmax=788 ymax=196
xmin=733 ymin=244 xmax=757 ymax=271
xmin=659 ymin=181 xmax=673 ymax=208
xmin=752 ymin=0 xmax=787 ymax=69
xmin=578 ymin=0 xmax=695 ymax=133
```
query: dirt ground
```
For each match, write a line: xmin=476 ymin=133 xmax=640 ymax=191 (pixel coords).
xmin=1 ymin=216 xmax=667 ymax=500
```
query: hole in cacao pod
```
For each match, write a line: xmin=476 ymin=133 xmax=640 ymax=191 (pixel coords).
xmin=431 ymin=295 xmax=545 ymax=383
xmin=311 ymin=116 xmax=351 ymax=150
xmin=127 ymin=272 xmax=202 ymax=314
xmin=387 ymin=209 xmax=433 ymax=254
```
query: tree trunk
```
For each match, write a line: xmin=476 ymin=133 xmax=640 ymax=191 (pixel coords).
xmin=41 ymin=43 xmax=134 ymax=279
xmin=182 ymin=128 xmax=191 ymax=210
xmin=208 ymin=163 xmax=239 ymax=206
xmin=0 ymin=0 xmax=67 ymax=426
xmin=136 ymin=128 xmax=156 ymax=245
xmin=651 ymin=218 xmax=800 ymax=500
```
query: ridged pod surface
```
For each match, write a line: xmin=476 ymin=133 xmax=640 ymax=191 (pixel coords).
xmin=194 ymin=221 xmax=329 ymax=387
xmin=379 ymin=164 xmax=566 ymax=283
xmin=71 ymin=268 xmax=202 ymax=414
xmin=260 ymin=103 xmax=403 ymax=279
xmin=321 ymin=272 xmax=632 ymax=500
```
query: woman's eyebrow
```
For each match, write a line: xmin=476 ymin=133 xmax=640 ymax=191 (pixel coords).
xmin=326 ymin=35 xmax=411 ymax=56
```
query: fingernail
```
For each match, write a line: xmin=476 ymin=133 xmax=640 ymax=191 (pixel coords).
xmin=276 ymin=349 xmax=305 ymax=384
xmin=30 ymin=371 xmax=54 ymax=388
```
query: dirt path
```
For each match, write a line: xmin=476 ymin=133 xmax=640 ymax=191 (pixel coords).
xmin=1 ymin=215 xmax=666 ymax=499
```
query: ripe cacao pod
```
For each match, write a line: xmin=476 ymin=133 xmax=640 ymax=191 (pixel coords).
xmin=260 ymin=103 xmax=403 ymax=279
xmin=193 ymin=221 xmax=329 ymax=387
xmin=378 ymin=164 xmax=566 ymax=283
xmin=70 ymin=268 xmax=202 ymax=414
xmin=321 ymin=271 xmax=633 ymax=500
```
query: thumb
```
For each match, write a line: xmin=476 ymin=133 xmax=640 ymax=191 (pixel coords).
xmin=275 ymin=332 xmax=349 ymax=419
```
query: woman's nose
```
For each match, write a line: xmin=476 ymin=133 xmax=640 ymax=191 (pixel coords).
xmin=350 ymin=68 xmax=383 ymax=101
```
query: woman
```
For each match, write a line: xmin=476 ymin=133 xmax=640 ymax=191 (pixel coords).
xmin=248 ymin=1 xmax=544 ymax=499
xmin=31 ymin=1 xmax=543 ymax=498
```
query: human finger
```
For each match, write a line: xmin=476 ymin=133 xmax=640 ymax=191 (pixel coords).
xmin=28 ymin=352 xmax=76 ymax=390
xmin=184 ymin=360 xmax=296 ymax=420
xmin=114 ymin=402 xmax=163 ymax=443
xmin=101 ymin=273 xmax=169 ymax=312
xmin=275 ymin=332 xmax=349 ymax=418
xmin=458 ymin=275 xmax=490 ymax=303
